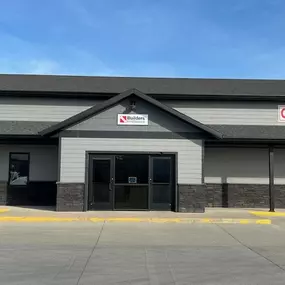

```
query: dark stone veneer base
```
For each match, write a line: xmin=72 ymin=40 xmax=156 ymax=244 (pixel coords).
xmin=205 ymin=184 xmax=285 ymax=208
xmin=178 ymin=184 xmax=205 ymax=213
xmin=0 ymin=182 xmax=7 ymax=205
xmin=56 ymin=183 xmax=85 ymax=211
xmin=55 ymin=183 xmax=285 ymax=212
xmin=7 ymin=182 xmax=56 ymax=206
xmin=179 ymin=183 xmax=285 ymax=211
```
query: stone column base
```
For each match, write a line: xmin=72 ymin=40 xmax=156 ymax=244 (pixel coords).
xmin=178 ymin=184 xmax=205 ymax=213
xmin=56 ymin=183 xmax=85 ymax=212
xmin=0 ymin=182 xmax=7 ymax=205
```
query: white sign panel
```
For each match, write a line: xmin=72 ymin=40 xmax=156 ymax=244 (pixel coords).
xmin=278 ymin=106 xmax=285 ymax=122
xmin=128 ymin=177 xmax=137 ymax=184
xmin=117 ymin=114 xmax=148 ymax=125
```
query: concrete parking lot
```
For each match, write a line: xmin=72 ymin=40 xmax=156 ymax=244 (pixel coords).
xmin=1 ymin=220 xmax=285 ymax=285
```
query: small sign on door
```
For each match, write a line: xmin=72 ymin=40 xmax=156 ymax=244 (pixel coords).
xmin=128 ymin=177 xmax=137 ymax=184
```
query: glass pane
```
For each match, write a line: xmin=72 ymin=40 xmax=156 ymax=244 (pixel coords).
xmin=152 ymin=185 xmax=171 ymax=204
xmin=92 ymin=159 xmax=110 ymax=203
xmin=93 ymin=160 xmax=110 ymax=183
xmin=115 ymin=185 xmax=148 ymax=209
xmin=151 ymin=185 xmax=172 ymax=210
xmin=153 ymin=158 xmax=171 ymax=183
xmin=9 ymin=153 xmax=29 ymax=186
xmin=115 ymin=155 xmax=148 ymax=184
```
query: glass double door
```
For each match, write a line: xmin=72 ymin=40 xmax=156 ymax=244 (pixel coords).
xmin=88 ymin=154 xmax=174 ymax=211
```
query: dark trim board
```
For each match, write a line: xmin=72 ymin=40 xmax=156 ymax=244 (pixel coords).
xmin=85 ymin=151 xmax=178 ymax=155
xmin=60 ymin=130 xmax=211 ymax=140
xmin=0 ymin=136 xmax=58 ymax=145
xmin=174 ymin=154 xmax=179 ymax=212
xmin=206 ymin=141 xmax=285 ymax=148
xmin=3 ymin=91 xmax=285 ymax=102
xmin=83 ymin=151 xmax=89 ymax=212
xmin=201 ymin=140 xmax=205 ymax=184
xmin=269 ymin=146 xmax=275 ymax=212
xmin=207 ymin=139 xmax=285 ymax=145
xmin=57 ymin=134 xmax=62 ymax=186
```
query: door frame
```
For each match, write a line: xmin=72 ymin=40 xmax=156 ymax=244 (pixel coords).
xmin=88 ymin=154 xmax=115 ymax=210
xmin=84 ymin=151 xmax=178 ymax=212
xmin=149 ymin=155 xmax=175 ymax=211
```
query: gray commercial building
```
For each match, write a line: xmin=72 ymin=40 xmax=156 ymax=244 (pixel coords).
xmin=0 ymin=74 xmax=285 ymax=212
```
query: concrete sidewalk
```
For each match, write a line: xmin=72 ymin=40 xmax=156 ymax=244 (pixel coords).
xmin=0 ymin=206 xmax=279 ymax=224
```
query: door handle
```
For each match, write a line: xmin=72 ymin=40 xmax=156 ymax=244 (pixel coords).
xmin=109 ymin=182 xmax=112 ymax=191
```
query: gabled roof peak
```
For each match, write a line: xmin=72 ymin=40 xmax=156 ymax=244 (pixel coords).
xmin=39 ymin=89 xmax=222 ymax=138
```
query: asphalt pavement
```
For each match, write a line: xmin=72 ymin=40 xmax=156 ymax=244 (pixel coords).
xmin=1 ymin=221 xmax=285 ymax=284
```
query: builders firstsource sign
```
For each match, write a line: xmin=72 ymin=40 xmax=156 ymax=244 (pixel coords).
xmin=117 ymin=114 xmax=148 ymax=125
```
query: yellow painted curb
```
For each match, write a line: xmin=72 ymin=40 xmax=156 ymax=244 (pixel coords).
xmin=0 ymin=216 xmax=271 ymax=224
xmin=250 ymin=211 xmax=285 ymax=217
xmin=90 ymin=217 xmax=272 ymax=224
xmin=90 ymin=217 xmax=147 ymax=222
xmin=0 ymin=208 xmax=10 ymax=213
xmin=0 ymin=217 xmax=80 ymax=222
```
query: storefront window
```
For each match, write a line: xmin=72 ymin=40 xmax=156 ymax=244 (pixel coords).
xmin=9 ymin=153 xmax=30 ymax=186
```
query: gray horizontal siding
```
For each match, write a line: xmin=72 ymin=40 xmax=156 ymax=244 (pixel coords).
xmin=204 ymin=147 xmax=285 ymax=184
xmin=0 ymin=145 xmax=58 ymax=181
xmin=0 ymin=97 xmax=284 ymax=125
xmin=0 ymin=97 xmax=97 ymax=122
xmin=0 ymin=97 xmax=282 ymax=126
xmin=164 ymin=101 xmax=281 ymax=126
xmin=60 ymin=138 xmax=203 ymax=184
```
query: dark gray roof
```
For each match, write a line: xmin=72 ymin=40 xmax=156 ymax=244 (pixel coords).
xmin=0 ymin=74 xmax=285 ymax=99
xmin=1 ymin=120 xmax=285 ymax=141
xmin=209 ymin=125 xmax=285 ymax=140
xmin=0 ymin=121 xmax=57 ymax=135
xmin=40 ymin=88 xmax=222 ymax=138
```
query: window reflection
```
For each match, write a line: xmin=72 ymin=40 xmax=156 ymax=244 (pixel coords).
xmin=9 ymin=153 xmax=29 ymax=186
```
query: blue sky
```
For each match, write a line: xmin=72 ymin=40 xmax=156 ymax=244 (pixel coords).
xmin=0 ymin=0 xmax=284 ymax=78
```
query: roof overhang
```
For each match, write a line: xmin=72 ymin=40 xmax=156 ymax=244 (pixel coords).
xmin=1 ymin=74 xmax=285 ymax=101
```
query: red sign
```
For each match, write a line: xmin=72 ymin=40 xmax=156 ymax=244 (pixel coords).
xmin=279 ymin=106 xmax=285 ymax=122
xmin=119 ymin=115 xmax=127 ymax=123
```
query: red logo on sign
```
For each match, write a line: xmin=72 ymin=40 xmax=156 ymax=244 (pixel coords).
xmin=281 ymin=108 xmax=285 ymax=119
xmin=119 ymin=115 xmax=127 ymax=123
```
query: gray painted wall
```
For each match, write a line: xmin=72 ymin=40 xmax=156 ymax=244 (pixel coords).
xmin=60 ymin=137 xmax=203 ymax=184
xmin=204 ymin=147 xmax=285 ymax=184
xmin=68 ymin=98 xmax=201 ymax=133
xmin=164 ymin=101 xmax=284 ymax=126
xmin=0 ymin=145 xmax=58 ymax=181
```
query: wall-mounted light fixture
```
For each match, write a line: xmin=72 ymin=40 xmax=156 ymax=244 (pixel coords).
xmin=130 ymin=100 xmax=136 ymax=111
